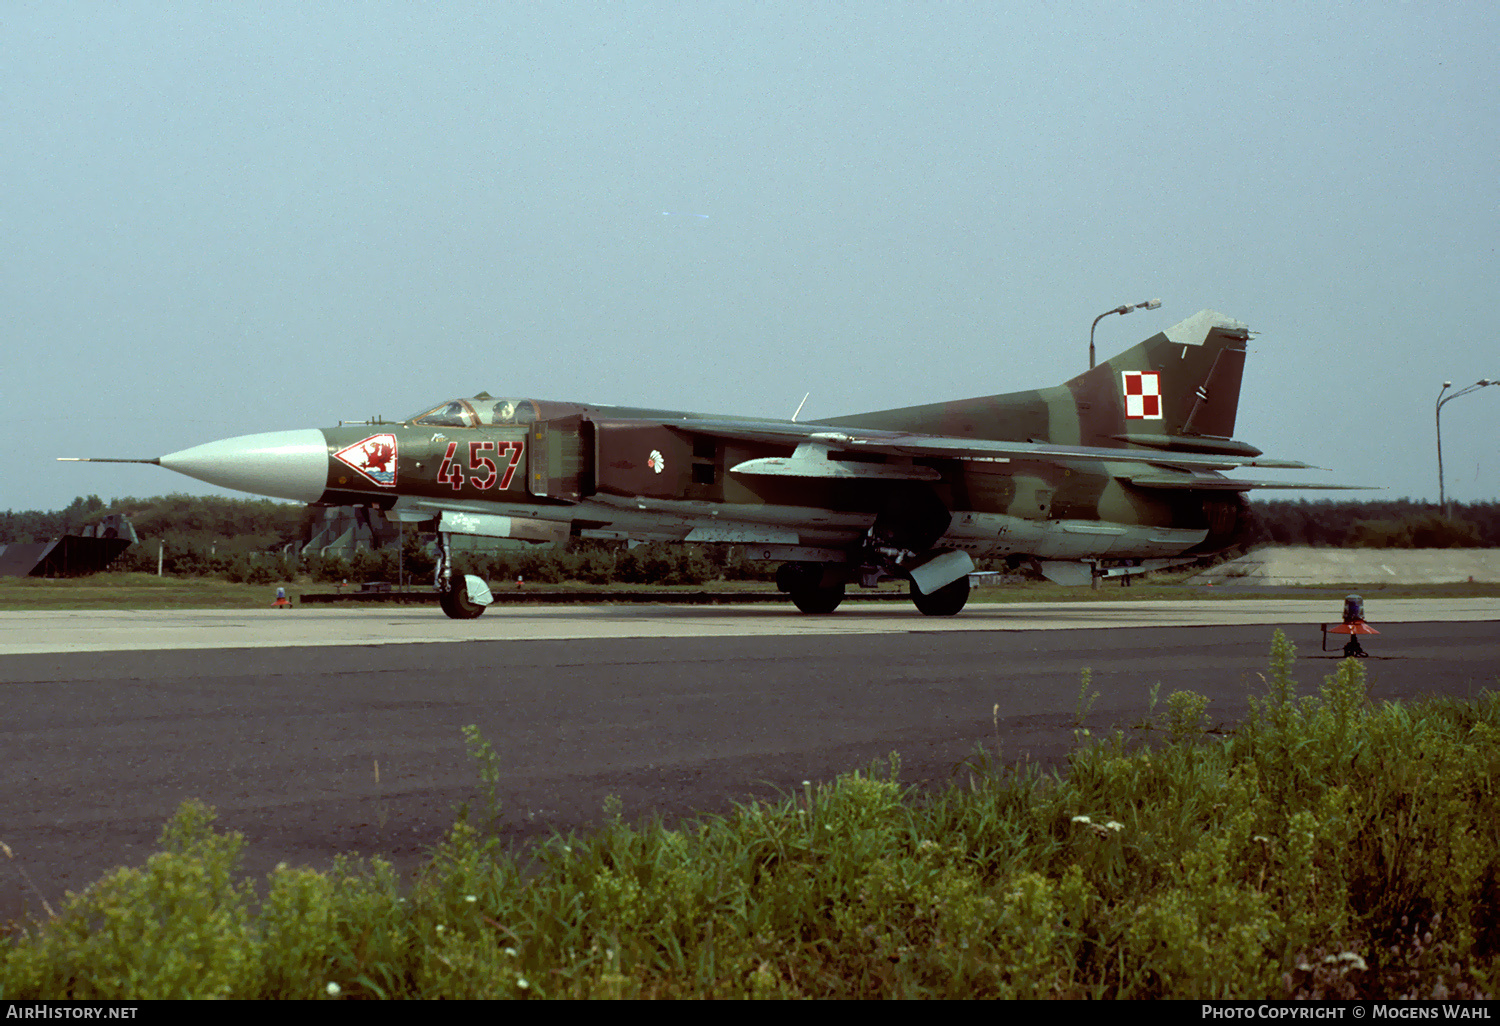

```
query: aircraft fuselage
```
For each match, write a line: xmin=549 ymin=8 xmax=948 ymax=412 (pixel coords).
xmin=81 ymin=309 xmax=1357 ymax=617
xmin=285 ymin=407 xmax=1244 ymax=566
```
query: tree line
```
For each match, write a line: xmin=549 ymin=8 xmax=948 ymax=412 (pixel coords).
xmin=0 ymin=493 xmax=305 ymax=552
xmin=2 ymin=494 xmax=1496 ymax=585
xmin=1242 ymin=499 xmax=1500 ymax=549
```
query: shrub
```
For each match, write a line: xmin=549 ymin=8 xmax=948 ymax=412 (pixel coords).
xmin=6 ymin=638 xmax=1497 ymax=999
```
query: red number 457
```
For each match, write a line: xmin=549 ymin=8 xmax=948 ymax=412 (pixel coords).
xmin=436 ymin=440 xmax=524 ymax=491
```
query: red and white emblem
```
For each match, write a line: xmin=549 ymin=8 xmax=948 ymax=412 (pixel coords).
xmin=647 ymin=449 xmax=665 ymax=474
xmin=1121 ymin=371 xmax=1162 ymax=420
xmin=333 ymin=434 xmax=399 ymax=487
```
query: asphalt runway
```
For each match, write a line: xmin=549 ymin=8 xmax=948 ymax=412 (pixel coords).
xmin=2 ymin=601 xmax=1498 ymax=926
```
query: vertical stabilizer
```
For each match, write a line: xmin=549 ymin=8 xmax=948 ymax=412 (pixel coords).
xmin=827 ymin=309 xmax=1259 ymax=456
xmin=1065 ymin=309 xmax=1256 ymax=454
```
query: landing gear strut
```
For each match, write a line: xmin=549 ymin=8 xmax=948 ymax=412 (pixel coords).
xmin=866 ymin=488 xmax=972 ymax=615
xmin=435 ymin=533 xmax=486 ymax=620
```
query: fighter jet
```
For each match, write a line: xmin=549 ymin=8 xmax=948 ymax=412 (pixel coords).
xmin=66 ymin=310 xmax=1359 ymax=619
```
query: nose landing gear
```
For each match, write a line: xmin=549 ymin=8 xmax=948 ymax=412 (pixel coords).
xmin=435 ymin=532 xmax=492 ymax=620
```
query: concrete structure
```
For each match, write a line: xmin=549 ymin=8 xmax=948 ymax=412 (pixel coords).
xmin=0 ymin=514 xmax=138 ymax=577
xmin=1191 ymin=547 xmax=1500 ymax=586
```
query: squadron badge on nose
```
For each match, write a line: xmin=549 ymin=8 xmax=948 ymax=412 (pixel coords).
xmin=333 ymin=434 xmax=399 ymax=487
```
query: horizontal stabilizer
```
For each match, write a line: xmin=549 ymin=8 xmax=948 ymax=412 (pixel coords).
xmin=1224 ymin=481 xmax=1375 ymax=491
xmin=1109 ymin=434 xmax=1263 ymax=459
xmin=1124 ymin=472 xmax=1372 ymax=492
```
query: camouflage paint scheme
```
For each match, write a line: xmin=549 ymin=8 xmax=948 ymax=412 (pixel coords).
xmin=84 ymin=310 xmax=1357 ymax=616
xmin=321 ymin=310 xmax=1264 ymax=556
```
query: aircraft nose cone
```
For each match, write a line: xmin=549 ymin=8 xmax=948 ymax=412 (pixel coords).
xmin=159 ymin=429 xmax=328 ymax=502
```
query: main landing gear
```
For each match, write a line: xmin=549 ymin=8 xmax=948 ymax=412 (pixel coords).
xmin=909 ymin=574 xmax=969 ymax=616
xmin=777 ymin=556 xmax=972 ymax=617
xmin=776 ymin=561 xmax=845 ymax=614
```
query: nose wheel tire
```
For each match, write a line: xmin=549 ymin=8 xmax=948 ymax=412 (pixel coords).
xmin=439 ymin=584 xmax=486 ymax=620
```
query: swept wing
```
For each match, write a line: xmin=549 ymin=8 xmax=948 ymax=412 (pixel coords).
xmin=658 ymin=416 xmax=1355 ymax=487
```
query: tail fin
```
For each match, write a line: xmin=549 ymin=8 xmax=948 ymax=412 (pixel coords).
xmin=829 ymin=309 xmax=1258 ymax=456
xmin=1068 ymin=309 xmax=1258 ymax=456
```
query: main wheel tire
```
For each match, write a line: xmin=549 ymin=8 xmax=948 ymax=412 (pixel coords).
xmin=777 ymin=561 xmax=830 ymax=593
xmin=439 ymin=584 xmax=486 ymax=620
xmin=790 ymin=583 xmax=845 ymax=614
xmin=910 ymin=575 xmax=969 ymax=616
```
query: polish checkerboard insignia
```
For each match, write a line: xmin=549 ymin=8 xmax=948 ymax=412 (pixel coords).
xmin=1122 ymin=371 xmax=1162 ymax=420
xmin=333 ymin=433 xmax=399 ymax=486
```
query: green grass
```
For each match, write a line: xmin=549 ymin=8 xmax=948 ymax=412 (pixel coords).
xmin=4 ymin=631 xmax=1498 ymax=999
xmin=0 ymin=573 xmax=296 ymax=610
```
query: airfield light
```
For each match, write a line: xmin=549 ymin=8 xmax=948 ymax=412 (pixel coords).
xmin=1435 ymin=378 xmax=1500 ymax=518
xmin=1090 ymin=298 xmax=1163 ymax=369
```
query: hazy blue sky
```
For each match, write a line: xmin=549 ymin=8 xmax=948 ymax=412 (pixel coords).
xmin=5 ymin=2 xmax=1497 ymax=513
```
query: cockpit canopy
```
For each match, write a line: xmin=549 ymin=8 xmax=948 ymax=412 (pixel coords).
xmin=407 ymin=397 xmax=537 ymax=428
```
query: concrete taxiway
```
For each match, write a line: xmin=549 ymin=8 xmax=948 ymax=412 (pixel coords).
xmin=4 ymin=596 xmax=1500 ymax=655
xmin=2 ymin=600 xmax=1497 ymax=925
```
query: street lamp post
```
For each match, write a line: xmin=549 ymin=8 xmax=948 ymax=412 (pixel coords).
xmin=1436 ymin=378 xmax=1498 ymax=518
xmin=1090 ymin=298 xmax=1162 ymax=369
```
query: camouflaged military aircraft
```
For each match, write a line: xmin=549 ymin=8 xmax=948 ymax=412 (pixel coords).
xmin=66 ymin=310 xmax=1356 ymax=618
